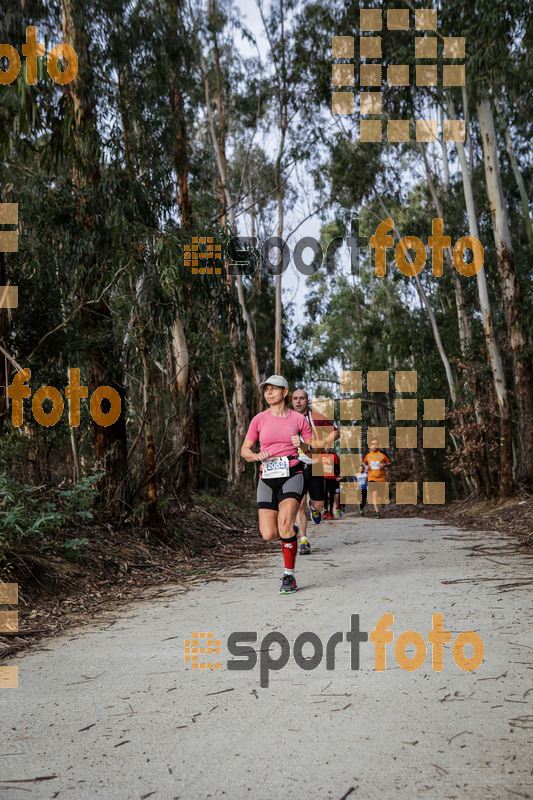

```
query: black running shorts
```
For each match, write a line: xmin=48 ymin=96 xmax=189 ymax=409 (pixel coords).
xmin=302 ymin=463 xmax=325 ymax=503
xmin=257 ymin=464 xmax=305 ymax=510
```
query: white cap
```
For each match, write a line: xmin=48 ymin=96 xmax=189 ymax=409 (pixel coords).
xmin=259 ymin=374 xmax=289 ymax=390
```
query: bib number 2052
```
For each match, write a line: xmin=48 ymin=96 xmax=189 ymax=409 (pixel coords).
xmin=263 ymin=456 xmax=290 ymax=478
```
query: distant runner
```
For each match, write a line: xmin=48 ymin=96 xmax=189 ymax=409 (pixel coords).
xmin=292 ymin=389 xmax=340 ymax=553
xmin=241 ymin=375 xmax=313 ymax=594
xmin=356 ymin=464 xmax=368 ymax=516
xmin=362 ymin=438 xmax=390 ymax=519
xmin=322 ymin=447 xmax=340 ymax=520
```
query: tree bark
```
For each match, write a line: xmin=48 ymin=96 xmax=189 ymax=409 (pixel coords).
xmin=494 ymin=99 xmax=533 ymax=248
xmin=169 ymin=313 xmax=191 ymax=487
xmin=448 ymin=98 xmax=513 ymax=496
xmin=83 ymin=300 xmax=128 ymax=508
xmin=140 ymin=331 xmax=158 ymax=526
xmin=0 ymin=252 xmax=9 ymax=434
xmin=196 ymin=20 xmax=258 ymax=480
xmin=377 ymin=194 xmax=457 ymax=402
xmin=478 ymin=99 xmax=533 ymax=487
xmin=219 ymin=364 xmax=234 ymax=480
xmin=62 ymin=0 xmax=128 ymax=506
xmin=274 ymin=0 xmax=287 ymax=374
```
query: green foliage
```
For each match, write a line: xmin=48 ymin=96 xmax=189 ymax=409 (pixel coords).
xmin=0 ymin=468 xmax=101 ymax=562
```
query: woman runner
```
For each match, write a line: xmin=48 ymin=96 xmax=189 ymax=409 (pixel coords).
xmin=241 ymin=375 xmax=313 ymax=594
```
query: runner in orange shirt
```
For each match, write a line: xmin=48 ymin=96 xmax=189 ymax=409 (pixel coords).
xmin=362 ymin=438 xmax=390 ymax=519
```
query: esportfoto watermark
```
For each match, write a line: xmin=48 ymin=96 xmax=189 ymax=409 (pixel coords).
xmin=0 ymin=27 xmax=78 ymax=86
xmin=188 ymin=218 xmax=484 ymax=279
xmin=7 ymin=369 xmax=121 ymax=428
xmin=186 ymin=613 xmax=484 ymax=688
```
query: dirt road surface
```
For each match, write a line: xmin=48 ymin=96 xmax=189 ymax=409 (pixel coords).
xmin=2 ymin=516 xmax=532 ymax=799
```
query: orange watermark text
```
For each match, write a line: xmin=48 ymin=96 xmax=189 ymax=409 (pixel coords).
xmin=7 ymin=369 xmax=121 ymax=428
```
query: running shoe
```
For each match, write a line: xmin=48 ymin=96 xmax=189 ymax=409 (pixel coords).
xmin=375 ymin=512 xmax=381 ymax=519
xmin=299 ymin=538 xmax=311 ymax=555
xmin=280 ymin=574 xmax=298 ymax=594
xmin=308 ymin=499 xmax=322 ymax=524
xmin=359 ymin=504 xmax=364 ymax=517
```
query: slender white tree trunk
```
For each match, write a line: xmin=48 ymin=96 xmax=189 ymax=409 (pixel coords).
xmin=494 ymin=99 xmax=533 ymax=247
xmin=219 ymin=365 xmax=234 ymax=480
xmin=170 ymin=313 xmax=189 ymax=460
xmin=478 ymin=98 xmax=533 ymax=485
xmin=377 ymin=195 xmax=457 ymax=401
xmin=419 ymin=142 xmax=473 ymax=356
xmin=448 ymin=98 xmax=513 ymax=495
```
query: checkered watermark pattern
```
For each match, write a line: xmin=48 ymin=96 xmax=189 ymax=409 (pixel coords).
xmin=184 ymin=238 xmax=223 ymax=275
xmin=184 ymin=631 xmax=222 ymax=670
xmin=332 ymin=8 xmax=466 ymax=143
xmin=311 ymin=370 xmax=445 ymax=505
xmin=0 ymin=583 xmax=19 ymax=688
xmin=0 ymin=203 xmax=18 ymax=309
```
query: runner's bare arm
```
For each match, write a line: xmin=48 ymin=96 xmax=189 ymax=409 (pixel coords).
xmin=309 ymin=410 xmax=339 ymax=448
xmin=323 ymin=428 xmax=340 ymax=446
xmin=241 ymin=438 xmax=271 ymax=462
xmin=292 ymin=434 xmax=312 ymax=453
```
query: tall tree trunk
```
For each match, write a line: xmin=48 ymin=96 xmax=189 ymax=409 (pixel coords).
xmin=84 ymin=301 xmax=128 ymax=507
xmin=169 ymin=0 xmax=192 ymax=227
xmin=439 ymin=107 xmax=450 ymax=187
xmin=197 ymin=23 xmax=257 ymax=481
xmin=377 ymin=195 xmax=457 ymax=402
xmin=62 ymin=0 xmax=128 ymax=505
xmin=232 ymin=371 xmax=247 ymax=483
xmin=0 ymin=252 xmax=9 ymax=434
xmin=199 ymin=42 xmax=261 ymax=395
xmin=274 ymin=0 xmax=287 ymax=374
xmin=448 ymin=98 xmax=513 ymax=497
xmin=478 ymin=99 xmax=533 ymax=487
xmin=419 ymin=141 xmax=473 ymax=357
xmin=187 ymin=365 xmax=201 ymax=487
xmin=494 ymin=100 xmax=533 ymax=248
xmin=172 ymin=83 xmax=193 ymax=227
xmin=419 ymin=140 xmax=487 ymax=492
xmin=169 ymin=313 xmax=191 ymax=486
xmin=462 ymin=85 xmax=474 ymax=178
xmin=274 ymin=146 xmax=284 ymax=375
xmin=140 ymin=331 xmax=158 ymax=526
xmin=219 ymin=364 xmax=234 ymax=480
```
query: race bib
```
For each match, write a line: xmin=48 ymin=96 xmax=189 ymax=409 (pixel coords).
xmin=262 ymin=456 xmax=290 ymax=478
xmin=370 ymin=460 xmax=381 ymax=470
xmin=322 ymin=456 xmax=335 ymax=476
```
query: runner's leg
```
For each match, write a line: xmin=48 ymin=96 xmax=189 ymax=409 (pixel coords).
xmin=258 ymin=508 xmax=281 ymax=541
xmin=370 ymin=485 xmax=380 ymax=516
xmin=308 ymin=472 xmax=324 ymax=526
xmin=296 ymin=493 xmax=308 ymax=539
xmin=326 ymin=481 xmax=336 ymax=516
xmin=278 ymin=473 xmax=305 ymax=593
xmin=296 ymin=464 xmax=311 ymax=542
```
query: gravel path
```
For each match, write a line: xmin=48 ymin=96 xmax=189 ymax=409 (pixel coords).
xmin=2 ymin=516 xmax=532 ymax=799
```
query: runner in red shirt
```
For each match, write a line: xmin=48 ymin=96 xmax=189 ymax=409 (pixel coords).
xmin=241 ymin=376 xmax=313 ymax=594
